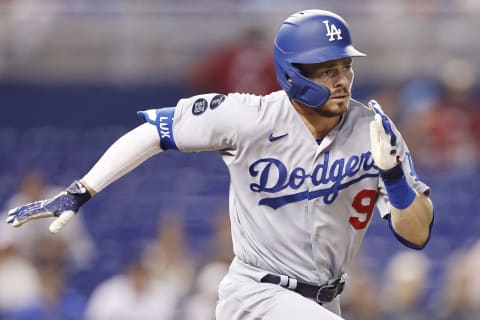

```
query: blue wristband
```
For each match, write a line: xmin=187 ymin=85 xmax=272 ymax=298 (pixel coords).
xmin=66 ymin=180 xmax=91 ymax=206
xmin=380 ymin=164 xmax=416 ymax=210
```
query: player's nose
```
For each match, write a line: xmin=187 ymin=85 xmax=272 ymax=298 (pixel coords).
xmin=333 ymin=70 xmax=351 ymax=88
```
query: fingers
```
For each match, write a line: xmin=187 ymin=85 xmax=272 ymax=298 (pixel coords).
xmin=369 ymin=114 xmax=383 ymax=141
xmin=49 ymin=210 xmax=75 ymax=233
xmin=9 ymin=217 xmax=30 ymax=227
xmin=6 ymin=207 xmax=18 ymax=224
xmin=6 ymin=208 xmax=23 ymax=227
xmin=6 ymin=204 xmax=73 ymax=232
xmin=6 ymin=201 xmax=54 ymax=227
xmin=368 ymin=100 xmax=397 ymax=146
xmin=368 ymin=100 xmax=390 ymax=135
xmin=7 ymin=202 xmax=42 ymax=221
xmin=368 ymin=99 xmax=383 ymax=115
xmin=7 ymin=210 xmax=54 ymax=227
xmin=7 ymin=205 xmax=36 ymax=226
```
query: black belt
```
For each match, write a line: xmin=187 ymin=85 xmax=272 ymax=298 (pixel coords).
xmin=260 ymin=273 xmax=346 ymax=304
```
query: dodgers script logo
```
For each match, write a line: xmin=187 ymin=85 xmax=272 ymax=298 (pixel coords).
xmin=248 ymin=151 xmax=378 ymax=209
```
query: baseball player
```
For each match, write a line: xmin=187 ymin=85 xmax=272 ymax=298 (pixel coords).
xmin=6 ymin=10 xmax=434 ymax=319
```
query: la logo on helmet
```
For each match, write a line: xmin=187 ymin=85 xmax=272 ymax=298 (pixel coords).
xmin=323 ymin=20 xmax=343 ymax=42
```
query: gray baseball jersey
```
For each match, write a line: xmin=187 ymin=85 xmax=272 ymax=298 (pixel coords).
xmin=139 ymin=90 xmax=429 ymax=285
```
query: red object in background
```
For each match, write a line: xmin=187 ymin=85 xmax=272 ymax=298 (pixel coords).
xmin=186 ymin=27 xmax=280 ymax=95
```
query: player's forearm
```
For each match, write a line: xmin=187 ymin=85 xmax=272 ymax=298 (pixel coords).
xmin=390 ymin=193 xmax=433 ymax=247
xmin=81 ymin=123 xmax=162 ymax=193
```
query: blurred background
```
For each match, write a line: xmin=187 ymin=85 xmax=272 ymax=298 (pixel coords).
xmin=0 ymin=1 xmax=479 ymax=319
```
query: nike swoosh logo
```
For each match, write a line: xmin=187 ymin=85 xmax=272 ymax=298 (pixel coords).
xmin=268 ymin=133 xmax=288 ymax=142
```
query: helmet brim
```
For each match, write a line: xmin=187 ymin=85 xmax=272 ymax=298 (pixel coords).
xmin=288 ymin=45 xmax=366 ymax=64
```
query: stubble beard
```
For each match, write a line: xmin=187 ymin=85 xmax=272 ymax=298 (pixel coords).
xmin=316 ymin=97 xmax=350 ymax=117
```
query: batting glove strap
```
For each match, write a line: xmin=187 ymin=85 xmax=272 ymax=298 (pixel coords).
xmin=379 ymin=163 xmax=404 ymax=183
xmin=45 ymin=180 xmax=91 ymax=216
xmin=65 ymin=180 xmax=91 ymax=207
xmin=380 ymin=165 xmax=416 ymax=210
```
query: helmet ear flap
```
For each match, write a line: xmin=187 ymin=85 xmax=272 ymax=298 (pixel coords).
xmin=275 ymin=62 xmax=330 ymax=108
xmin=287 ymin=67 xmax=331 ymax=108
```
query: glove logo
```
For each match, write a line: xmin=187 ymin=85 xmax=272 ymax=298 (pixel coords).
xmin=75 ymin=181 xmax=87 ymax=194
xmin=323 ymin=20 xmax=343 ymax=42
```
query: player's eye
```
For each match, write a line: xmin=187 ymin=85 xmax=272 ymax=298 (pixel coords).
xmin=319 ymin=69 xmax=336 ymax=78
xmin=343 ymin=64 xmax=352 ymax=71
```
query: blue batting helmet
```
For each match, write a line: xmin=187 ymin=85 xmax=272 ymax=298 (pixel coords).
xmin=274 ymin=10 xmax=366 ymax=108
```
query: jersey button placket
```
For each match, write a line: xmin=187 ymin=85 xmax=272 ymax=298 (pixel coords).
xmin=306 ymin=153 xmax=320 ymax=210
xmin=310 ymin=148 xmax=329 ymax=208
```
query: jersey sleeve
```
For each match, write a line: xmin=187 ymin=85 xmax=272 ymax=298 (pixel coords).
xmin=138 ymin=93 xmax=241 ymax=152
xmin=376 ymin=118 xmax=431 ymax=218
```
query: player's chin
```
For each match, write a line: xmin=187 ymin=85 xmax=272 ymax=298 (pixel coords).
xmin=320 ymin=100 xmax=349 ymax=117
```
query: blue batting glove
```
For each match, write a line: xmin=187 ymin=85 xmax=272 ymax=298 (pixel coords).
xmin=6 ymin=180 xmax=91 ymax=233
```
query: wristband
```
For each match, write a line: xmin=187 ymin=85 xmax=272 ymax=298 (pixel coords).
xmin=66 ymin=180 xmax=92 ymax=207
xmin=380 ymin=164 xmax=416 ymax=210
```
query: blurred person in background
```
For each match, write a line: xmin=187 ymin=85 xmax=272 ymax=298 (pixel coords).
xmin=396 ymin=78 xmax=440 ymax=146
xmin=3 ymin=0 xmax=60 ymax=63
xmin=209 ymin=207 xmax=234 ymax=265
xmin=181 ymin=262 xmax=229 ymax=320
xmin=401 ymin=60 xmax=480 ymax=174
xmin=364 ymin=82 xmax=402 ymax=123
xmin=380 ymin=250 xmax=432 ymax=320
xmin=0 ymin=169 xmax=96 ymax=270
xmin=0 ymin=239 xmax=41 ymax=318
xmin=1 ymin=237 xmax=86 ymax=320
xmin=340 ymin=257 xmax=381 ymax=320
xmin=186 ymin=25 xmax=279 ymax=95
xmin=439 ymin=248 xmax=477 ymax=320
xmin=0 ymin=170 xmax=95 ymax=318
xmin=85 ymin=254 xmax=179 ymax=320
xmin=180 ymin=208 xmax=233 ymax=320
xmin=143 ymin=213 xmax=196 ymax=299
xmin=464 ymin=241 xmax=480 ymax=317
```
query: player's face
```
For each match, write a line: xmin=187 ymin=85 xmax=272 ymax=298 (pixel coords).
xmin=297 ymin=57 xmax=354 ymax=117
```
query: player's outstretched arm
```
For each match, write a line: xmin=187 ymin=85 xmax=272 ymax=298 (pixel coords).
xmin=368 ymin=100 xmax=434 ymax=249
xmin=6 ymin=123 xmax=162 ymax=233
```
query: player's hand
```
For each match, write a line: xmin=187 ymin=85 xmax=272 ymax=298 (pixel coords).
xmin=6 ymin=180 xmax=91 ymax=233
xmin=368 ymin=100 xmax=399 ymax=171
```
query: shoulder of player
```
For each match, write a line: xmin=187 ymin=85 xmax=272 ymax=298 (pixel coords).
xmin=348 ymin=99 xmax=374 ymax=121
xmin=346 ymin=99 xmax=401 ymax=133
xmin=350 ymin=98 xmax=369 ymax=113
xmin=174 ymin=92 xmax=260 ymax=111
xmin=226 ymin=91 xmax=285 ymax=109
xmin=175 ymin=91 xmax=284 ymax=110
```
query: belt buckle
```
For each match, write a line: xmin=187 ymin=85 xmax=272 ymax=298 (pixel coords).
xmin=315 ymin=283 xmax=338 ymax=304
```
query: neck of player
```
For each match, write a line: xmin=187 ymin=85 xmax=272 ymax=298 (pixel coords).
xmin=292 ymin=100 xmax=343 ymax=140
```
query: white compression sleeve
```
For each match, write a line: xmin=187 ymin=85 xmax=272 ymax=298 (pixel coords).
xmin=82 ymin=123 xmax=162 ymax=192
